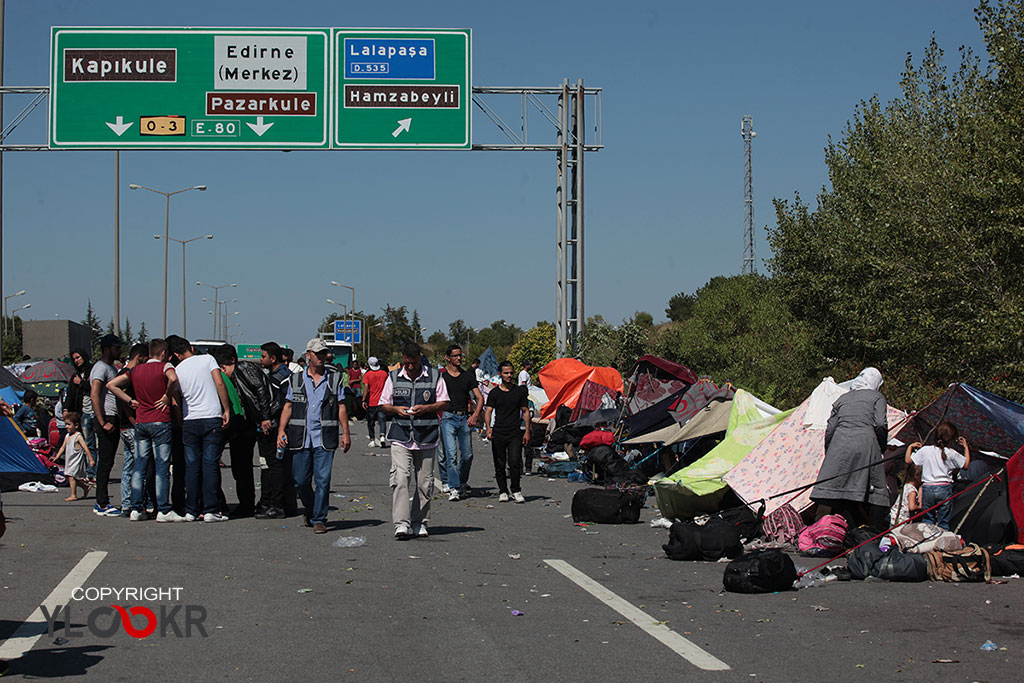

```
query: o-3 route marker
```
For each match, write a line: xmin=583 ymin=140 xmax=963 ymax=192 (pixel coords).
xmin=50 ymin=27 xmax=330 ymax=149
xmin=332 ymin=28 xmax=471 ymax=149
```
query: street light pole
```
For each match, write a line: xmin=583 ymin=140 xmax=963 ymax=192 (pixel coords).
xmin=196 ymin=281 xmax=236 ymax=340
xmin=10 ymin=302 xmax=30 ymax=335
xmin=325 ymin=298 xmax=348 ymax=341
xmin=130 ymin=183 xmax=207 ymax=336
xmin=330 ymin=281 xmax=356 ymax=354
xmin=156 ymin=234 xmax=212 ymax=337
xmin=4 ymin=289 xmax=25 ymax=333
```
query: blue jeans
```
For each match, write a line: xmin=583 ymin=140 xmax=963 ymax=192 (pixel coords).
xmin=440 ymin=413 xmax=473 ymax=490
xmin=182 ymin=418 xmax=224 ymax=515
xmin=81 ymin=413 xmax=98 ymax=478
xmin=292 ymin=446 xmax=334 ymax=524
xmin=921 ymin=484 xmax=953 ymax=530
xmin=120 ymin=427 xmax=137 ymax=510
xmin=134 ymin=421 xmax=172 ymax=513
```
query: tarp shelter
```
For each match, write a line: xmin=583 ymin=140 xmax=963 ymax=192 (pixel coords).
xmin=0 ymin=366 xmax=25 ymax=392
xmin=527 ymin=386 xmax=549 ymax=413
xmin=893 ymin=383 xmax=1024 ymax=459
xmin=20 ymin=360 xmax=75 ymax=384
xmin=623 ymin=399 xmax=734 ymax=446
xmin=653 ymin=390 xmax=794 ymax=518
xmin=478 ymin=347 xmax=499 ymax=379
xmin=725 ymin=380 xmax=908 ymax=515
xmin=668 ymin=379 xmax=734 ymax=424
xmin=621 ymin=385 xmax=688 ymax=438
xmin=949 ymin=446 xmax=1023 ymax=546
xmin=0 ymin=415 xmax=50 ymax=491
xmin=0 ymin=386 xmax=21 ymax=406
xmin=573 ymin=407 xmax=620 ymax=428
xmin=27 ymin=382 xmax=63 ymax=398
xmin=538 ymin=358 xmax=622 ymax=420
xmin=569 ymin=380 xmax=618 ymax=422
xmin=623 ymin=355 xmax=698 ymax=415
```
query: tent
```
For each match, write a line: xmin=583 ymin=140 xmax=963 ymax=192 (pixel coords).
xmin=21 ymin=360 xmax=75 ymax=384
xmin=478 ymin=347 xmax=500 ymax=379
xmin=724 ymin=379 xmax=908 ymax=515
xmin=623 ymin=355 xmax=698 ymax=415
xmin=653 ymin=390 xmax=795 ymax=518
xmin=621 ymin=385 xmax=689 ymax=439
xmin=948 ymin=450 xmax=1022 ymax=546
xmin=527 ymin=386 xmax=549 ymax=413
xmin=893 ymin=383 xmax=1024 ymax=459
xmin=623 ymin=399 xmax=734 ymax=446
xmin=569 ymin=380 xmax=618 ymax=421
xmin=0 ymin=386 xmax=22 ymax=406
xmin=538 ymin=358 xmax=622 ymax=420
xmin=668 ymin=379 xmax=734 ymax=424
xmin=0 ymin=415 xmax=51 ymax=491
xmin=0 ymin=366 xmax=25 ymax=392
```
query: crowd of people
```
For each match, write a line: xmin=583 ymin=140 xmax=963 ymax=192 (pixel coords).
xmin=18 ymin=336 xmax=536 ymax=540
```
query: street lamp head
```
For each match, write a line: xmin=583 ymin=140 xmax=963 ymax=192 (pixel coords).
xmin=154 ymin=235 xmax=162 ymax=239
xmin=330 ymin=281 xmax=340 ymax=286
xmin=129 ymin=184 xmax=141 ymax=190
xmin=206 ymin=235 xmax=214 ymax=239
xmin=194 ymin=185 xmax=207 ymax=191
xmin=195 ymin=281 xmax=203 ymax=286
xmin=230 ymin=283 xmax=237 ymax=287
xmin=13 ymin=290 xmax=26 ymax=297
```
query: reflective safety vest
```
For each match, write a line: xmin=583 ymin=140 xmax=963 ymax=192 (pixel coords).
xmin=285 ymin=366 xmax=342 ymax=450
xmin=386 ymin=366 xmax=441 ymax=445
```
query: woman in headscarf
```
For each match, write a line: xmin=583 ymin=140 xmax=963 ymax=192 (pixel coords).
xmin=810 ymin=367 xmax=890 ymax=529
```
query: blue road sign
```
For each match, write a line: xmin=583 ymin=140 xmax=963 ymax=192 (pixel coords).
xmin=333 ymin=319 xmax=362 ymax=344
xmin=343 ymin=38 xmax=436 ymax=79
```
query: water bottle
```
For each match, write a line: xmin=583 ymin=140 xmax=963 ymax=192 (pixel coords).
xmin=879 ymin=536 xmax=893 ymax=552
xmin=276 ymin=434 xmax=287 ymax=460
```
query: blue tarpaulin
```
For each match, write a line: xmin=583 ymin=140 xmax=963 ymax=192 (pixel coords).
xmin=0 ymin=415 xmax=49 ymax=491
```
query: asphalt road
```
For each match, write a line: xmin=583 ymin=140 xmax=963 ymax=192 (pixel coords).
xmin=0 ymin=429 xmax=1020 ymax=681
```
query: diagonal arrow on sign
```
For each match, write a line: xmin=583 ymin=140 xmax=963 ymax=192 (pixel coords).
xmin=105 ymin=116 xmax=133 ymax=136
xmin=246 ymin=116 xmax=274 ymax=136
xmin=392 ymin=118 xmax=412 ymax=138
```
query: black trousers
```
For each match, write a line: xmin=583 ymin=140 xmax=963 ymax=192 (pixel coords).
xmin=491 ymin=432 xmax=524 ymax=495
xmin=94 ymin=416 xmax=121 ymax=507
xmin=228 ymin=417 xmax=257 ymax=513
xmin=257 ymin=431 xmax=296 ymax=514
xmin=365 ymin=406 xmax=387 ymax=440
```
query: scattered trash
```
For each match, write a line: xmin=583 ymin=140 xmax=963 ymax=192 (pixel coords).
xmin=17 ymin=481 xmax=58 ymax=493
xmin=511 ymin=610 xmax=524 ymax=616
xmin=485 ymin=505 xmax=495 ymax=509
xmin=794 ymin=570 xmax=834 ymax=589
xmin=811 ymin=605 xmax=830 ymax=612
xmin=332 ymin=536 xmax=367 ymax=548
xmin=297 ymin=588 xmax=313 ymax=593
xmin=507 ymin=553 xmax=521 ymax=560
xmin=932 ymin=659 xmax=959 ymax=664
xmin=333 ymin=494 xmax=347 ymax=498
xmin=541 ymin=593 xmax=551 ymax=598
xmin=980 ymin=640 xmax=998 ymax=652
xmin=53 ymin=637 xmax=69 ymax=645
xmin=650 ymin=517 xmax=674 ymax=529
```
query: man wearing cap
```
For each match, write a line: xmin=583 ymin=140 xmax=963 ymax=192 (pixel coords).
xmin=379 ymin=341 xmax=450 ymax=539
xmin=90 ymin=334 xmax=126 ymax=516
xmin=362 ymin=356 xmax=389 ymax=448
xmin=277 ymin=338 xmax=352 ymax=534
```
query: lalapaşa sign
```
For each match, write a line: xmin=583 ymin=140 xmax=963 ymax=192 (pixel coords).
xmin=49 ymin=27 xmax=471 ymax=150
xmin=49 ymin=27 xmax=331 ymax=148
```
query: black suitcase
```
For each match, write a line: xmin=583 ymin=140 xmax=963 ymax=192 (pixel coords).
xmin=723 ymin=549 xmax=797 ymax=593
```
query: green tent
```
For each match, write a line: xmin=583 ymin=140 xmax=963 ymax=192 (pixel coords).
xmin=653 ymin=389 xmax=794 ymax=519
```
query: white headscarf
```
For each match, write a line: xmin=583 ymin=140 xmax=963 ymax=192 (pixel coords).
xmin=849 ymin=367 xmax=883 ymax=392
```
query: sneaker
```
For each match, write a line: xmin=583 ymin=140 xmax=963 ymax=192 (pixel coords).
xmin=129 ymin=510 xmax=144 ymax=521
xmin=498 ymin=493 xmax=510 ymax=503
xmin=460 ymin=485 xmax=471 ymax=497
xmin=255 ymin=506 xmax=285 ymax=519
xmin=395 ymin=523 xmax=413 ymax=540
xmin=380 ymin=437 xmax=389 ymax=448
xmin=441 ymin=483 xmax=450 ymax=493
xmin=313 ymin=522 xmax=327 ymax=534
xmin=98 ymin=505 xmax=122 ymax=517
xmin=448 ymin=490 xmax=460 ymax=502
xmin=512 ymin=492 xmax=526 ymax=504
xmin=369 ymin=438 xmax=377 ymax=447
xmin=203 ymin=513 xmax=229 ymax=523
xmin=183 ymin=513 xmax=198 ymax=522
xmin=414 ymin=523 xmax=428 ymax=538
xmin=156 ymin=511 xmax=187 ymax=523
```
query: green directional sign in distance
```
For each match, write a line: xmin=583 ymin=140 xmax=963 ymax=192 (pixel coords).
xmin=333 ymin=28 xmax=471 ymax=149
xmin=50 ymin=27 xmax=330 ymax=149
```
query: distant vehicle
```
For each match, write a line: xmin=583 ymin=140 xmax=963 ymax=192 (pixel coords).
xmin=191 ymin=339 xmax=228 ymax=355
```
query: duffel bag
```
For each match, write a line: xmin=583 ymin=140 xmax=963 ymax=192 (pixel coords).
xmin=571 ymin=488 xmax=643 ymax=524
xmin=723 ymin=549 xmax=797 ymax=593
xmin=847 ymin=541 xmax=885 ymax=580
xmin=925 ymin=543 xmax=991 ymax=583
xmin=874 ymin=550 xmax=928 ymax=582
xmin=663 ymin=518 xmax=743 ymax=562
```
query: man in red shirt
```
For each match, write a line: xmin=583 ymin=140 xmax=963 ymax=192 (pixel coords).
xmin=361 ymin=357 xmax=389 ymax=448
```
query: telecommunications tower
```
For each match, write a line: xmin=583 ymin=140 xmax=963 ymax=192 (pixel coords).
xmin=741 ymin=115 xmax=756 ymax=274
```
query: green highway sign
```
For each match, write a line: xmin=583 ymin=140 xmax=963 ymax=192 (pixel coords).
xmin=332 ymin=28 xmax=471 ymax=149
xmin=236 ymin=344 xmax=262 ymax=361
xmin=50 ymin=27 xmax=331 ymax=149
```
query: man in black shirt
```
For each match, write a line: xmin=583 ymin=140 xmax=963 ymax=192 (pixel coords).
xmin=439 ymin=344 xmax=483 ymax=501
xmin=484 ymin=360 xmax=531 ymax=503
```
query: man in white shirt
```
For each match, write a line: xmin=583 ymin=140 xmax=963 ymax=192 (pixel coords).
xmin=518 ymin=362 xmax=532 ymax=388
xmin=167 ymin=336 xmax=231 ymax=523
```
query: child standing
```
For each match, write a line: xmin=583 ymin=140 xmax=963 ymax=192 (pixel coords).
xmin=57 ymin=411 xmax=94 ymax=502
xmin=905 ymin=421 xmax=971 ymax=530
xmin=890 ymin=464 xmax=922 ymax=526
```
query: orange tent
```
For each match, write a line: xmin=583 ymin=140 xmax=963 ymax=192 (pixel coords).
xmin=538 ymin=358 xmax=623 ymax=419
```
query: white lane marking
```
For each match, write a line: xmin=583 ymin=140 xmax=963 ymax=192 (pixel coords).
xmin=0 ymin=550 xmax=108 ymax=660
xmin=544 ymin=558 xmax=730 ymax=671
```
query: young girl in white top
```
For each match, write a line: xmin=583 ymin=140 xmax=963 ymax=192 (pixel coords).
xmin=905 ymin=421 xmax=971 ymax=530
xmin=56 ymin=411 xmax=94 ymax=502
xmin=890 ymin=464 xmax=922 ymax=526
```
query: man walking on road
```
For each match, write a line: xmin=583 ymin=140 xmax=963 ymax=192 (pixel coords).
xmin=486 ymin=361 xmax=531 ymax=503
xmin=90 ymin=334 xmax=125 ymax=517
xmin=362 ymin=356 xmax=389 ymax=448
xmin=277 ymin=338 xmax=351 ymax=534
xmin=439 ymin=344 xmax=483 ymax=501
xmin=380 ymin=342 xmax=449 ymax=539
xmin=169 ymin=336 xmax=232 ymax=523
xmin=255 ymin=342 xmax=293 ymax=519
xmin=518 ymin=361 xmax=533 ymax=388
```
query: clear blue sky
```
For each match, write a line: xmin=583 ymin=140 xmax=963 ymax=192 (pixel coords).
xmin=2 ymin=1 xmax=986 ymax=352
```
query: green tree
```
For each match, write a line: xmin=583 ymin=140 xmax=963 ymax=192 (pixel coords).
xmin=665 ymin=291 xmax=696 ymax=322
xmin=2 ymin=316 xmax=24 ymax=363
xmin=137 ymin=321 xmax=150 ymax=344
xmin=631 ymin=311 xmax=654 ymax=328
xmin=122 ymin=318 xmax=134 ymax=346
xmin=509 ymin=323 xmax=556 ymax=382
xmin=448 ymin=319 xmax=475 ymax=348
xmin=82 ymin=300 xmax=102 ymax=358
xmin=576 ymin=314 xmax=619 ymax=367
xmin=411 ymin=309 xmax=423 ymax=343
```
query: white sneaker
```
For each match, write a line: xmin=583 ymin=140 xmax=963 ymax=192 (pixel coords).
xmin=395 ymin=523 xmax=413 ymax=540
xmin=183 ymin=513 xmax=198 ymax=522
xmin=448 ymin=490 xmax=460 ymax=502
xmin=498 ymin=493 xmax=510 ymax=503
xmin=414 ymin=523 xmax=428 ymax=538
xmin=369 ymin=438 xmax=377 ymax=447
xmin=203 ymin=513 xmax=229 ymax=523
xmin=156 ymin=511 xmax=187 ymax=523
xmin=380 ymin=438 xmax=389 ymax=448
xmin=512 ymin=492 xmax=525 ymax=504
xmin=441 ymin=483 xmax=450 ymax=493
xmin=129 ymin=510 xmax=144 ymax=521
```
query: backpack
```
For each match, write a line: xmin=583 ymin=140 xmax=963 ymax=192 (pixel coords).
xmin=925 ymin=543 xmax=991 ymax=583
xmin=798 ymin=514 xmax=848 ymax=553
xmin=662 ymin=518 xmax=742 ymax=562
xmin=762 ymin=504 xmax=804 ymax=545
xmin=889 ymin=523 xmax=963 ymax=554
xmin=571 ymin=488 xmax=643 ymax=524
xmin=985 ymin=544 xmax=1024 ymax=577
xmin=716 ymin=505 xmax=762 ymax=543
xmin=723 ymin=550 xmax=798 ymax=593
